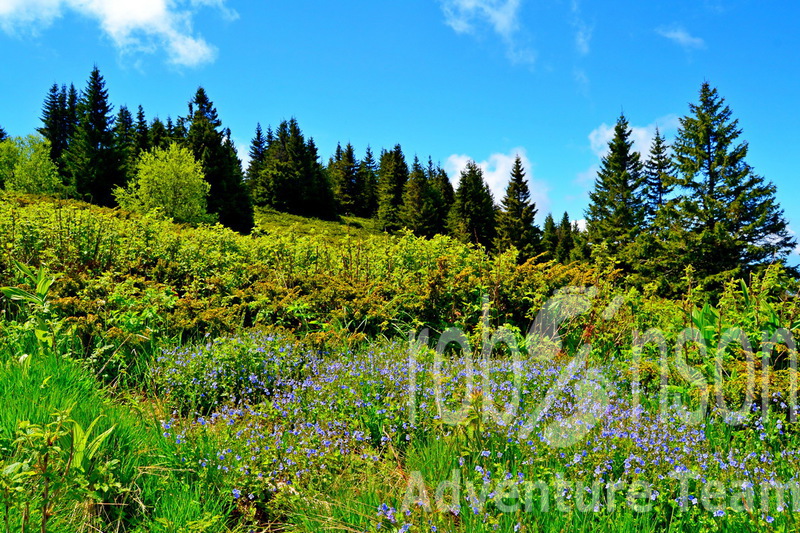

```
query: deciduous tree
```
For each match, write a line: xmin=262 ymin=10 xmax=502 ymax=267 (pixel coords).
xmin=115 ymin=143 xmax=210 ymax=224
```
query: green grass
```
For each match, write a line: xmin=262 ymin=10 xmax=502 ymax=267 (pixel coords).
xmin=0 ymin=331 xmax=234 ymax=532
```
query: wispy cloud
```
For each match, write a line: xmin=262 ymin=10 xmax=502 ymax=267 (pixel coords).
xmin=0 ymin=0 xmax=236 ymax=67
xmin=570 ymin=0 xmax=592 ymax=55
xmin=657 ymin=27 xmax=706 ymax=50
xmin=573 ymin=68 xmax=589 ymax=95
xmin=439 ymin=0 xmax=535 ymax=65
xmin=444 ymin=147 xmax=551 ymax=221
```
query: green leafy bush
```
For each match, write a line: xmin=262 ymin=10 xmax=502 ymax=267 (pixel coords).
xmin=115 ymin=143 xmax=212 ymax=224
xmin=0 ymin=135 xmax=65 ymax=196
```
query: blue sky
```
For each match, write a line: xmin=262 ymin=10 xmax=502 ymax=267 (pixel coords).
xmin=0 ymin=0 xmax=798 ymax=252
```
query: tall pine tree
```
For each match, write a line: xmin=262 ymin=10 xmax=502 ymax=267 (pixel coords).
xmin=328 ymin=142 xmax=359 ymax=215
xmin=63 ymin=67 xmax=121 ymax=206
xmin=399 ymin=156 xmax=438 ymax=237
xmin=669 ymin=82 xmax=795 ymax=289
xmin=134 ymin=105 xmax=150 ymax=156
xmin=0 ymin=124 xmax=6 ymax=142
xmin=304 ymin=136 xmax=338 ymax=219
xmin=149 ymin=117 xmax=170 ymax=151
xmin=495 ymin=155 xmax=540 ymax=261
xmin=183 ymin=87 xmax=253 ymax=233
xmin=38 ymin=83 xmax=78 ymax=180
xmin=114 ymin=105 xmax=136 ymax=186
xmin=38 ymin=84 xmax=67 ymax=164
xmin=376 ymin=145 xmax=409 ymax=232
xmin=427 ymin=158 xmax=454 ymax=236
xmin=253 ymin=119 xmax=337 ymax=219
xmin=585 ymin=114 xmax=645 ymax=265
xmin=555 ymin=212 xmax=575 ymax=264
xmin=642 ymin=127 xmax=675 ymax=223
xmin=356 ymin=146 xmax=379 ymax=217
xmin=541 ymin=213 xmax=558 ymax=260
xmin=448 ymin=161 xmax=496 ymax=249
xmin=246 ymin=123 xmax=267 ymax=184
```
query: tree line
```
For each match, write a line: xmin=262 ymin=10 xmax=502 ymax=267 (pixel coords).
xmin=0 ymin=68 xmax=795 ymax=295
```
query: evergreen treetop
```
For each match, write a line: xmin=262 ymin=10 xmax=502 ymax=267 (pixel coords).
xmin=642 ymin=127 xmax=675 ymax=223
xmin=135 ymin=105 xmax=150 ymax=156
xmin=399 ymin=156 xmax=438 ymax=237
xmin=670 ymin=82 xmax=795 ymax=286
xmin=246 ymin=123 xmax=267 ymax=182
xmin=377 ymin=144 xmax=409 ymax=232
xmin=63 ymin=66 xmax=121 ymax=206
xmin=495 ymin=155 xmax=540 ymax=261
xmin=585 ymin=114 xmax=645 ymax=261
xmin=183 ymin=87 xmax=253 ymax=233
xmin=356 ymin=146 xmax=379 ymax=218
xmin=448 ymin=160 xmax=496 ymax=249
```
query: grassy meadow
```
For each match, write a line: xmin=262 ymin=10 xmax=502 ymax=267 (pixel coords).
xmin=1 ymin=193 xmax=799 ymax=532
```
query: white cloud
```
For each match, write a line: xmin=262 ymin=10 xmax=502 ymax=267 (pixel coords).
xmin=657 ymin=27 xmax=706 ymax=50
xmin=0 ymin=0 xmax=235 ymax=66
xmin=441 ymin=0 xmax=520 ymax=37
xmin=439 ymin=0 xmax=535 ymax=65
xmin=444 ymin=147 xmax=551 ymax=221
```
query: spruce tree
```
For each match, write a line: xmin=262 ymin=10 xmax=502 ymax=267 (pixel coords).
xmin=570 ymin=221 xmax=590 ymax=262
xmin=38 ymin=84 xmax=67 ymax=163
xmin=66 ymin=84 xmax=79 ymax=136
xmin=149 ymin=117 xmax=169 ymax=151
xmin=400 ymin=156 xmax=438 ymax=237
xmin=165 ymin=117 xmax=176 ymax=138
xmin=448 ymin=161 xmax=496 ymax=249
xmin=254 ymin=119 xmax=337 ymax=219
xmin=171 ymin=116 xmax=187 ymax=142
xmin=555 ymin=212 xmax=574 ymax=263
xmin=114 ymin=105 xmax=136 ymax=185
xmin=356 ymin=146 xmax=379 ymax=217
xmin=495 ymin=155 xmax=540 ymax=261
xmin=0 ymin=124 xmax=7 ymax=142
xmin=585 ymin=114 xmax=645 ymax=265
xmin=670 ymin=82 xmax=795 ymax=288
xmin=427 ymin=159 xmax=454 ymax=235
xmin=246 ymin=123 xmax=267 ymax=183
xmin=642 ymin=128 xmax=675 ymax=223
xmin=303 ymin=136 xmax=338 ymax=219
xmin=541 ymin=213 xmax=558 ymax=260
xmin=63 ymin=66 xmax=121 ymax=206
xmin=183 ymin=87 xmax=254 ymax=233
xmin=376 ymin=145 xmax=409 ymax=232
xmin=328 ymin=142 xmax=359 ymax=215
xmin=254 ymin=120 xmax=292 ymax=211
xmin=222 ymin=131 xmax=255 ymax=231
xmin=37 ymin=83 xmax=77 ymax=179
xmin=134 ymin=105 xmax=150 ymax=156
